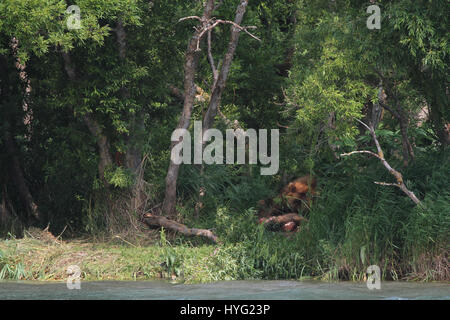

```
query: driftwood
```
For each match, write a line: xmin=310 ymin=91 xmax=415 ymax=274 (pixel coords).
xmin=142 ymin=213 xmax=218 ymax=243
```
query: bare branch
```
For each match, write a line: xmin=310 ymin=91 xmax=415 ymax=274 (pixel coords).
xmin=178 ymin=16 xmax=202 ymax=22
xmin=374 ymin=182 xmax=399 ymax=187
xmin=207 ymin=29 xmax=218 ymax=89
xmin=213 ymin=19 xmax=260 ymax=42
xmin=340 ymin=150 xmax=382 ymax=160
xmin=356 ymin=118 xmax=372 ymax=132
xmin=179 ymin=16 xmax=260 ymax=52
xmin=341 ymin=118 xmax=422 ymax=206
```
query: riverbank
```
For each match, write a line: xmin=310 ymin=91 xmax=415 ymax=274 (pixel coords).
xmin=0 ymin=230 xmax=244 ymax=283
xmin=0 ymin=226 xmax=448 ymax=283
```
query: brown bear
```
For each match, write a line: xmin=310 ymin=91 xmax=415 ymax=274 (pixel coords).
xmin=257 ymin=175 xmax=317 ymax=218
xmin=257 ymin=175 xmax=317 ymax=232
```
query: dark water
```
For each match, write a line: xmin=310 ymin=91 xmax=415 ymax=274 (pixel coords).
xmin=0 ymin=280 xmax=448 ymax=300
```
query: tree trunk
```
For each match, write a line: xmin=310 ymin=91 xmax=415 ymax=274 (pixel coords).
xmin=398 ymin=113 xmax=415 ymax=165
xmin=161 ymin=0 xmax=216 ymax=217
xmin=4 ymin=129 xmax=41 ymax=222
xmin=419 ymin=72 xmax=449 ymax=146
xmin=428 ymin=88 xmax=450 ymax=146
xmin=82 ymin=114 xmax=113 ymax=185
xmin=202 ymin=0 xmax=249 ymax=132
xmin=191 ymin=0 xmax=250 ymax=218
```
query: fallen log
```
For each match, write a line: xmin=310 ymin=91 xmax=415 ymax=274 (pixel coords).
xmin=142 ymin=213 xmax=218 ymax=243
xmin=260 ymin=213 xmax=308 ymax=232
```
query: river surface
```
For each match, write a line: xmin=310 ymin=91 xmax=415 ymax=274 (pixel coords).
xmin=0 ymin=280 xmax=448 ymax=300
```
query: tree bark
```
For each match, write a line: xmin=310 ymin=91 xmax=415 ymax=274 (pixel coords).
xmin=192 ymin=0 xmax=250 ymax=217
xmin=428 ymin=84 xmax=450 ymax=146
xmin=374 ymin=77 xmax=415 ymax=165
xmin=0 ymin=188 xmax=12 ymax=225
xmin=161 ymin=0 xmax=216 ymax=217
xmin=82 ymin=114 xmax=113 ymax=186
xmin=418 ymin=71 xmax=450 ymax=147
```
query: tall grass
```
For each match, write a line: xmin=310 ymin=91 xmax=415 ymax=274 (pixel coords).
xmin=175 ymin=148 xmax=450 ymax=281
xmin=0 ymin=248 xmax=28 ymax=280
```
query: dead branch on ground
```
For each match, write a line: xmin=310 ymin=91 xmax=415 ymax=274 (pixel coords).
xmin=142 ymin=213 xmax=219 ymax=243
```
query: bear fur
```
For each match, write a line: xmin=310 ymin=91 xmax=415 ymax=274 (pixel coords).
xmin=257 ymin=175 xmax=317 ymax=232
xmin=257 ymin=174 xmax=317 ymax=218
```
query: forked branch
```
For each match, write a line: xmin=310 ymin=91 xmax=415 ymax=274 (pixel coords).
xmin=341 ymin=119 xmax=422 ymax=206
xmin=179 ymin=16 xmax=260 ymax=51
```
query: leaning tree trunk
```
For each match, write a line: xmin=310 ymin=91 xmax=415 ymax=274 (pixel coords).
xmin=192 ymin=0 xmax=253 ymax=217
xmin=417 ymin=71 xmax=449 ymax=147
xmin=161 ymin=0 xmax=216 ymax=217
xmin=202 ymin=0 xmax=250 ymax=132
xmin=375 ymin=79 xmax=415 ymax=166
xmin=428 ymin=84 xmax=450 ymax=146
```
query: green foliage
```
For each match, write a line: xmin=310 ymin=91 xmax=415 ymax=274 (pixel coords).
xmin=159 ymin=228 xmax=183 ymax=278
xmin=104 ymin=166 xmax=134 ymax=188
